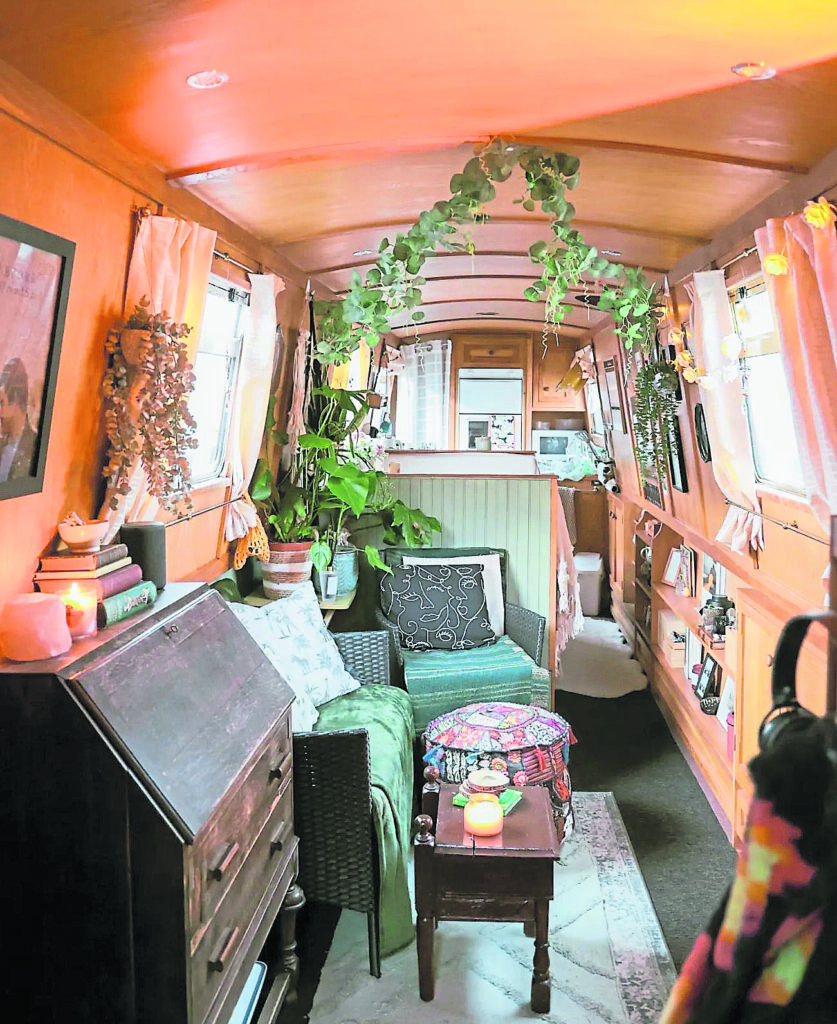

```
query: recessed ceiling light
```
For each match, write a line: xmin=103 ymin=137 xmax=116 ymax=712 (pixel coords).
xmin=601 ymin=248 xmax=622 ymax=257
xmin=352 ymin=249 xmax=375 ymax=257
xmin=476 ymin=311 xmax=499 ymax=316
xmin=731 ymin=62 xmax=776 ymax=81
xmin=186 ymin=69 xmax=229 ymax=89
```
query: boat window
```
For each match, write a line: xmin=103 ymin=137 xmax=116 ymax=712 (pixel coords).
xmin=187 ymin=277 xmax=247 ymax=484
xmin=729 ymin=280 xmax=805 ymax=494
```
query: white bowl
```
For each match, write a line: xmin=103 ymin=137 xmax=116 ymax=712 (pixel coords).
xmin=57 ymin=519 xmax=109 ymax=552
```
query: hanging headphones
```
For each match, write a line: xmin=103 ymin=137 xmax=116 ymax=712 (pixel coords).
xmin=758 ymin=610 xmax=837 ymax=751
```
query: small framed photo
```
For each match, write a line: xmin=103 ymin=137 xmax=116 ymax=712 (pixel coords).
xmin=694 ymin=653 xmax=719 ymax=699
xmin=701 ymin=554 xmax=727 ymax=604
xmin=716 ymin=675 xmax=735 ymax=730
xmin=662 ymin=547 xmax=682 ymax=587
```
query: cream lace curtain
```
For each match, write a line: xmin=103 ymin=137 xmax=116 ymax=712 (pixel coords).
xmin=224 ymin=274 xmax=285 ymax=542
xmin=686 ymin=270 xmax=764 ymax=555
xmin=393 ymin=339 xmax=451 ymax=448
xmin=755 ymin=217 xmax=837 ymax=534
xmin=100 ymin=215 xmax=216 ymax=541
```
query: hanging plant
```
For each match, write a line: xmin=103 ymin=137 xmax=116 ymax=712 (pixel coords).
xmin=631 ymin=360 xmax=681 ymax=480
xmin=102 ymin=296 xmax=198 ymax=513
xmin=314 ymin=138 xmax=659 ymax=365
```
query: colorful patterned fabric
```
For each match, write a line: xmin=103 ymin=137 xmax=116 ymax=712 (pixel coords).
xmin=424 ymin=701 xmax=577 ymax=835
xmin=380 ymin=562 xmax=496 ymax=651
xmin=402 ymin=635 xmax=550 ymax=734
xmin=661 ymin=716 xmax=837 ymax=1024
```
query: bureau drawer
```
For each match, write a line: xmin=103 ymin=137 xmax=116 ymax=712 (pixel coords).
xmin=190 ymin=714 xmax=292 ymax=931
xmin=190 ymin=788 xmax=298 ymax=1024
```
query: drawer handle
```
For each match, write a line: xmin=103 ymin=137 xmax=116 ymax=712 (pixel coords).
xmin=208 ymin=926 xmax=239 ymax=973
xmin=208 ymin=841 xmax=240 ymax=882
xmin=269 ymin=752 xmax=290 ymax=783
xmin=270 ymin=820 xmax=292 ymax=856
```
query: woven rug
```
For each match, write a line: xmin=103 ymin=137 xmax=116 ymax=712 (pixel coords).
xmin=309 ymin=791 xmax=676 ymax=1024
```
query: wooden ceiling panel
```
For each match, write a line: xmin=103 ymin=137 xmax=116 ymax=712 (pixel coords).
xmin=531 ymin=57 xmax=837 ymax=169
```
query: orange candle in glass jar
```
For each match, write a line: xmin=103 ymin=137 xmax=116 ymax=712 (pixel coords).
xmin=463 ymin=793 xmax=504 ymax=836
xmin=62 ymin=583 xmax=98 ymax=639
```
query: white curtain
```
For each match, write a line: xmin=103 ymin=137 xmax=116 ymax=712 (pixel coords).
xmin=755 ymin=217 xmax=837 ymax=533
xmin=100 ymin=215 xmax=216 ymax=540
xmin=393 ymin=339 xmax=451 ymax=448
xmin=686 ymin=270 xmax=764 ymax=555
xmin=224 ymin=274 xmax=285 ymax=542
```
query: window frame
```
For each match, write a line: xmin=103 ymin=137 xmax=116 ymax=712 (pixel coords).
xmin=727 ymin=276 xmax=806 ymax=498
xmin=187 ymin=276 xmax=248 ymax=487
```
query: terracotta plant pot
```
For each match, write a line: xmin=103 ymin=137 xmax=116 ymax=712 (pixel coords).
xmin=366 ymin=392 xmax=383 ymax=408
xmin=262 ymin=541 xmax=314 ymax=600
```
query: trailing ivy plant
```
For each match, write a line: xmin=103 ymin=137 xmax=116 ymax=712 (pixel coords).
xmin=313 ymin=137 xmax=660 ymax=365
xmin=631 ymin=360 xmax=681 ymax=481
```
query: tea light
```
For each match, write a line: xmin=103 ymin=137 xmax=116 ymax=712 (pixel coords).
xmin=463 ymin=793 xmax=504 ymax=836
xmin=62 ymin=582 xmax=98 ymax=639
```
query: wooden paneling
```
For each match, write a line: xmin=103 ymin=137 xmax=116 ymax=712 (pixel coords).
xmin=376 ymin=475 xmax=556 ymax=668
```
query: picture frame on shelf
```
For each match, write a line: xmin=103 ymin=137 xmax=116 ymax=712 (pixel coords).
xmin=716 ymin=675 xmax=736 ymax=730
xmin=675 ymin=545 xmax=697 ymax=597
xmin=694 ymin=653 xmax=720 ymax=699
xmin=0 ymin=213 xmax=75 ymax=501
xmin=662 ymin=547 xmax=683 ymax=587
xmin=701 ymin=553 xmax=727 ymax=604
xmin=683 ymin=629 xmax=703 ymax=687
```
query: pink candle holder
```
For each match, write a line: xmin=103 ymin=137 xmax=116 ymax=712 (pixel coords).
xmin=0 ymin=593 xmax=72 ymax=661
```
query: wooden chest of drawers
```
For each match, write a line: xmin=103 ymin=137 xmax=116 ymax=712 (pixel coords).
xmin=0 ymin=584 xmax=301 ymax=1024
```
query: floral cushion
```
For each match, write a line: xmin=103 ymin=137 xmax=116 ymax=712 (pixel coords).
xmin=380 ymin=563 xmax=496 ymax=652
xmin=228 ymin=583 xmax=360 ymax=731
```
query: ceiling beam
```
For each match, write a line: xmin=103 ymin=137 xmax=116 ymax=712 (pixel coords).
xmin=392 ymin=316 xmax=586 ymax=334
xmin=324 ymin=256 xmax=667 ymax=282
xmin=502 ymin=134 xmax=809 ymax=177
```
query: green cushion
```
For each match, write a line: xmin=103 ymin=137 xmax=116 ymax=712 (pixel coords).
xmin=402 ymin=635 xmax=550 ymax=735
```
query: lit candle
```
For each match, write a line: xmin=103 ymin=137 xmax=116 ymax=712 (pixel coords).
xmin=62 ymin=583 xmax=98 ymax=640
xmin=463 ymin=793 xmax=504 ymax=837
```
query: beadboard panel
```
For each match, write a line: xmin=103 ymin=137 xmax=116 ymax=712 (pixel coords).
xmin=377 ymin=475 xmax=556 ymax=665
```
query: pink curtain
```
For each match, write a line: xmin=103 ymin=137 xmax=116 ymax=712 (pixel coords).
xmin=100 ymin=215 xmax=216 ymax=539
xmin=755 ymin=217 xmax=837 ymax=532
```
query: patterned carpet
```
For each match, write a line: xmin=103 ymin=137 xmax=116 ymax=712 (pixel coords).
xmin=308 ymin=791 xmax=676 ymax=1024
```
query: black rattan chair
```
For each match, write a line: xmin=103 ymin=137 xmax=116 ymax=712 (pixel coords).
xmin=292 ymin=629 xmax=392 ymax=978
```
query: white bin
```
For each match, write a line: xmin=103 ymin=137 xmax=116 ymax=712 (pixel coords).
xmin=574 ymin=552 xmax=603 ymax=616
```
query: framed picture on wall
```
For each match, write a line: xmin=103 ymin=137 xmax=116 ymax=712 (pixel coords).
xmin=667 ymin=418 xmax=689 ymax=492
xmin=602 ymin=358 xmax=626 ymax=433
xmin=0 ymin=213 xmax=75 ymax=501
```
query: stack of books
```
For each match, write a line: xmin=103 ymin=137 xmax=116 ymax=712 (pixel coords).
xmin=34 ymin=542 xmax=157 ymax=627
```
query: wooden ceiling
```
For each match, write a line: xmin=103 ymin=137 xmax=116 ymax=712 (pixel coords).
xmin=3 ymin=2 xmax=837 ymax=336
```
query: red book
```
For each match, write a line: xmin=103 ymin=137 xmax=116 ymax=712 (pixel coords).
xmin=35 ymin=563 xmax=143 ymax=600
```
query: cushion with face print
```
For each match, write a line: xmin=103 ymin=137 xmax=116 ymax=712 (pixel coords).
xmin=380 ymin=563 xmax=496 ymax=652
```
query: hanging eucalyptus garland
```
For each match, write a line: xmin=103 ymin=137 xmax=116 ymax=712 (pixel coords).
xmin=314 ymin=138 xmax=661 ymax=365
xmin=631 ymin=360 xmax=681 ymax=480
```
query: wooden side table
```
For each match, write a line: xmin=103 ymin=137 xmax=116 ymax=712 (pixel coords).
xmin=414 ymin=778 xmax=561 ymax=1013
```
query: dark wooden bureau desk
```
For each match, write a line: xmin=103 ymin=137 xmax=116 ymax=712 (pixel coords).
xmin=0 ymin=583 xmax=301 ymax=1024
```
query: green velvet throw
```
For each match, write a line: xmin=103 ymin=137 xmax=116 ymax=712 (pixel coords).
xmin=314 ymin=684 xmax=416 ymax=957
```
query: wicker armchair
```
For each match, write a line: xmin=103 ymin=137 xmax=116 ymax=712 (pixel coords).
xmin=292 ymin=629 xmax=391 ymax=978
xmin=373 ymin=547 xmax=550 ymax=735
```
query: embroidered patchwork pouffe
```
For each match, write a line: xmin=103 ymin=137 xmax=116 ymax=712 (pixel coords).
xmin=424 ymin=701 xmax=577 ymax=838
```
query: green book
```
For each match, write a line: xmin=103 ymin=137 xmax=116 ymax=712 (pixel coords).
xmin=97 ymin=580 xmax=158 ymax=627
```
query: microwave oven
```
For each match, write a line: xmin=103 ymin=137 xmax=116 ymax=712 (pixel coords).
xmin=531 ymin=429 xmax=585 ymax=474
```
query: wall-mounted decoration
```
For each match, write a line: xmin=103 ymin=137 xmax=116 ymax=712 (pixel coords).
xmin=0 ymin=213 xmax=74 ymax=500
xmin=640 ymin=460 xmax=665 ymax=509
xmin=602 ymin=357 xmax=626 ymax=433
xmin=694 ymin=403 xmax=712 ymax=462
xmin=667 ymin=418 xmax=689 ymax=492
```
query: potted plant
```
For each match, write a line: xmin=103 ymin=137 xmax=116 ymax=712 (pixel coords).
xmin=102 ymin=296 xmax=197 ymax=513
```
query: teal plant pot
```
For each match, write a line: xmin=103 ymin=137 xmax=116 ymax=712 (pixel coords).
xmin=331 ymin=545 xmax=359 ymax=595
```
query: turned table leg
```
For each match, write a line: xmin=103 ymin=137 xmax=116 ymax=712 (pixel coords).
xmin=531 ymin=898 xmax=550 ymax=1013
xmin=279 ymin=881 xmax=305 ymax=1001
xmin=414 ymin=814 xmax=436 ymax=1001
